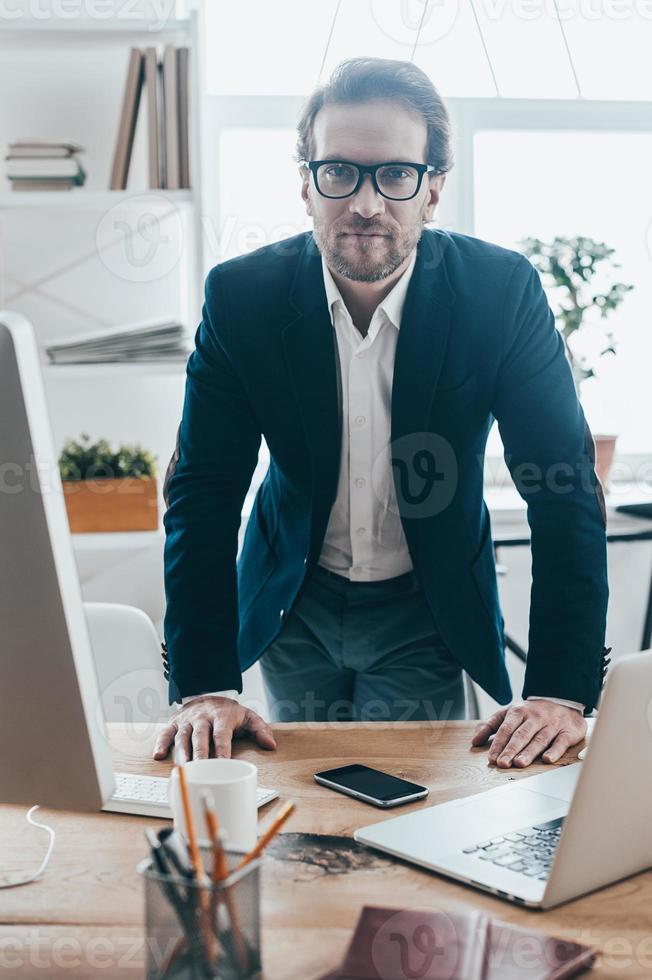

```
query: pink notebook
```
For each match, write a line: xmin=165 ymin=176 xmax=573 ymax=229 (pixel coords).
xmin=318 ymin=905 xmax=595 ymax=980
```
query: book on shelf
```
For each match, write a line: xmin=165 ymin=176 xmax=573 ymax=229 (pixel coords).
xmin=177 ymin=46 xmax=190 ymax=190
xmin=109 ymin=47 xmax=145 ymax=191
xmin=7 ymin=139 xmax=85 ymax=159
xmin=111 ymin=43 xmax=190 ymax=192
xmin=162 ymin=44 xmax=180 ymax=190
xmin=45 ymin=319 xmax=191 ymax=365
xmin=145 ymin=47 xmax=164 ymax=190
xmin=5 ymin=139 xmax=86 ymax=190
xmin=9 ymin=178 xmax=79 ymax=191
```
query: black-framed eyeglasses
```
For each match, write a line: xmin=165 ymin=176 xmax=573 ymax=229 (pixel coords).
xmin=301 ymin=159 xmax=438 ymax=201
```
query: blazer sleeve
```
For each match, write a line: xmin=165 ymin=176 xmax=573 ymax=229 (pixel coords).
xmin=162 ymin=268 xmax=261 ymax=703
xmin=491 ymin=256 xmax=609 ymax=712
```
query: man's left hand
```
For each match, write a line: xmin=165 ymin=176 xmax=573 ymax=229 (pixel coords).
xmin=471 ymin=701 xmax=587 ymax=768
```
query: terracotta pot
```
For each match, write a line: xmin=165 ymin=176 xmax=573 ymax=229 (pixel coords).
xmin=592 ymin=435 xmax=618 ymax=489
xmin=62 ymin=476 xmax=159 ymax=533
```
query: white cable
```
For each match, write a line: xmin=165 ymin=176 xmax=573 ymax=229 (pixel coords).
xmin=0 ymin=806 xmax=56 ymax=889
xmin=468 ymin=0 xmax=501 ymax=98
xmin=409 ymin=0 xmax=431 ymax=61
xmin=316 ymin=0 xmax=342 ymax=85
xmin=551 ymin=0 xmax=583 ymax=99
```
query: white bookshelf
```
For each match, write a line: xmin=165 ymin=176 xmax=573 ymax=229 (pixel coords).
xmin=0 ymin=3 xmax=207 ymax=503
xmin=0 ymin=7 xmax=204 ymax=321
xmin=42 ymin=359 xmax=189 ymax=379
xmin=0 ymin=18 xmax=193 ymax=45
xmin=0 ymin=189 xmax=194 ymax=209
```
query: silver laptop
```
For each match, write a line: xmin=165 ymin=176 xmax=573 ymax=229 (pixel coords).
xmin=356 ymin=649 xmax=652 ymax=908
xmin=0 ymin=312 xmax=277 ymax=817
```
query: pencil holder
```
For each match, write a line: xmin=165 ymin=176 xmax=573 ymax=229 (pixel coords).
xmin=138 ymin=845 xmax=262 ymax=980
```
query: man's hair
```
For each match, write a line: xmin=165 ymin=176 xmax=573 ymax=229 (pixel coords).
xmin=296 ymin=57 xmax=454 ymax=175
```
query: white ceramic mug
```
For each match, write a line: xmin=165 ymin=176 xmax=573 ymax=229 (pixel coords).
xmin=168 ymin=759 xmax=258 ymax=852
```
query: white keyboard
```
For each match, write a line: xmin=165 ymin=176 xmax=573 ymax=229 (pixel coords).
xmin=103 ymin=772 xmax=279 ymax=819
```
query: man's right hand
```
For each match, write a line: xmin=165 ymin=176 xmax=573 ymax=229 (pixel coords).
xmin=152 ymin=696 xmax=277 ymax=762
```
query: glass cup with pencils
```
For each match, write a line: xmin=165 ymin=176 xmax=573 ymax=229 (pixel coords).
xmin=138 ymin=762 xmax=295 ymax=979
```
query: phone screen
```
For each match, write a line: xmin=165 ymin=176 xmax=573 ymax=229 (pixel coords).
xmin=315 ymin=764 xmax=427 ymax=801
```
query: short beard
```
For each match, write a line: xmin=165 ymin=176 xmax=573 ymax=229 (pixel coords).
xmin=313 ymin=218 xmax=422 ymax=283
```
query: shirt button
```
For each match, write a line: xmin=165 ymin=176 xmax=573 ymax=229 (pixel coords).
xmin=356 ymin=527 xmax=366 ymax=536
xmin=356 ymin=350 xmax=366 ymax=357
xmin=354 ymin=477 xmax=366 ymax=488
xmin=355 ymin=415 xmax=366 ymax=426
xmin=279 ymin=608 xmax=285 ymax=619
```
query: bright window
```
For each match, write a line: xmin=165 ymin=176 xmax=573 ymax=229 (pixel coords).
xmin=217 ymin=129 xmax=310 ymax=261
xmin=474 ymin=129 xmax=652 ymax=453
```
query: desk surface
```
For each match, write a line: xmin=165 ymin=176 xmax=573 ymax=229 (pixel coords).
xmin=0 ymin=722 xmax=650 ymax=978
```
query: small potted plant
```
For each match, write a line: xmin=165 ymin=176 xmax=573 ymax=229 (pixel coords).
xmin=59 ymin=433 xmax=159 ymax=532
xmin=520 ymin=235 xmax=634 ymax=487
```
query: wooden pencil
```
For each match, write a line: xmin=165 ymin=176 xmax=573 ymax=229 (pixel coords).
xmin=202 ymin=794 xmax=249 ymax=974
xmin=235 ymin=800 xmax=295 ymax=872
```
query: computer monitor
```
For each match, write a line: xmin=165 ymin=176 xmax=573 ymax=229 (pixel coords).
xmin=0 ymin=311 xmax=115 ymax=811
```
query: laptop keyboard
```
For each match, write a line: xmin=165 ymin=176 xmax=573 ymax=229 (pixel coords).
xmin=461 ymin=816 xmax=565 ymax=880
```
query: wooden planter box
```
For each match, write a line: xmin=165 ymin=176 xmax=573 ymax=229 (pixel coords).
xmin=62 ymin=476 xmax=159 ymax=533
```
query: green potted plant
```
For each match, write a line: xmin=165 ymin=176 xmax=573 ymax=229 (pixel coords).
xmin=519 ymin=235 xmax=633 ymax=486
xmin=58 ymin=433 xmax=159 ymax=532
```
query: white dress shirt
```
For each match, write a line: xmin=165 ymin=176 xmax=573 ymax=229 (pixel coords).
xmin=317 ymin=249 xmax=416 ymax=581
xmin=181 ymin=249 xmax=583 ymax=713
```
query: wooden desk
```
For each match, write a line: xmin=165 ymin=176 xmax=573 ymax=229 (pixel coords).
xmin=1 ymin=723 xmax=650 ymax=978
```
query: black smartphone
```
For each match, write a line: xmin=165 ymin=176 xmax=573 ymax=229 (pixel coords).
xmin=313 ymin=764 xmax=428 ymax=808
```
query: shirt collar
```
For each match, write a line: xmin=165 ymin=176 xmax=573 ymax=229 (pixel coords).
xmin=321 ymin=247 xmax=417 ymax=332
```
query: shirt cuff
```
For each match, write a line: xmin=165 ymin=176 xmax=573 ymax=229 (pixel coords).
xmin=527 ymin=695 xmax=585 ymax=713
xmin=180 ymin=690 xmax=239 ymax=706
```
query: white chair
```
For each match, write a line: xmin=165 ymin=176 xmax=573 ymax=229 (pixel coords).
xmin=83 ymin=601 xmax=171 ymax=724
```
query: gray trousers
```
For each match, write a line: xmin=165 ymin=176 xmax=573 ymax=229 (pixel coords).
xmin=259 ymin=562 xmax=466 ymax=723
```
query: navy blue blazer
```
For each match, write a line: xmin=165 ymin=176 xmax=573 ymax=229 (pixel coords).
xmin=162 ymin=228 xmax=609 ymax=710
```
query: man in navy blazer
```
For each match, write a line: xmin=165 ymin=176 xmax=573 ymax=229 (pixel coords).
xmin=154 ymin=58 xmax=609 ymax=768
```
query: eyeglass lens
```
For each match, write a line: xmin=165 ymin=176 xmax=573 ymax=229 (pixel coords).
xmin=315 ymin=162 xmax=421 ymax=199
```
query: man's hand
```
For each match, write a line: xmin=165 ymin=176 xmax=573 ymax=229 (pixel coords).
xmin=152 ymin=696 xmax=277 ymax=762
xmin=471 ymin=701 xmax=587 ymax=768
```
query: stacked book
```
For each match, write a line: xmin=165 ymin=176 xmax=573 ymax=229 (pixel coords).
xmin=5 ymin=140 xmax=86 ymax=191
xmin=110 ymin=45 xmax=190 ymax=191
xmin=45 ymin=319 xmax=191 ymax=365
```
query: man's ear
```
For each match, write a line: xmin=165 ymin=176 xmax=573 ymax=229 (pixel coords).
xmin=422 ymin=173 xmax=446 ymax=222
xmin=299 ymin=166 xmax=313 ymax=216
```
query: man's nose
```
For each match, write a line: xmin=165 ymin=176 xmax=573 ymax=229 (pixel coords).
xmin=349 ymin=173 xmax=385 ymax=219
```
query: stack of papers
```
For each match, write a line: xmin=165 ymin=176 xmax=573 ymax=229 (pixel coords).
xmin=45 ymin=319 xmax=191 ymax=365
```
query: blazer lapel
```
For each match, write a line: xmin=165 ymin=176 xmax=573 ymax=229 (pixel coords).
xmin=391 ymin=229 xmax=456 ymax=448
xmin=283 ymin=234 xmax=341 ymax=504
xmin=281 ymin=229 xmax=457 ymax=511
